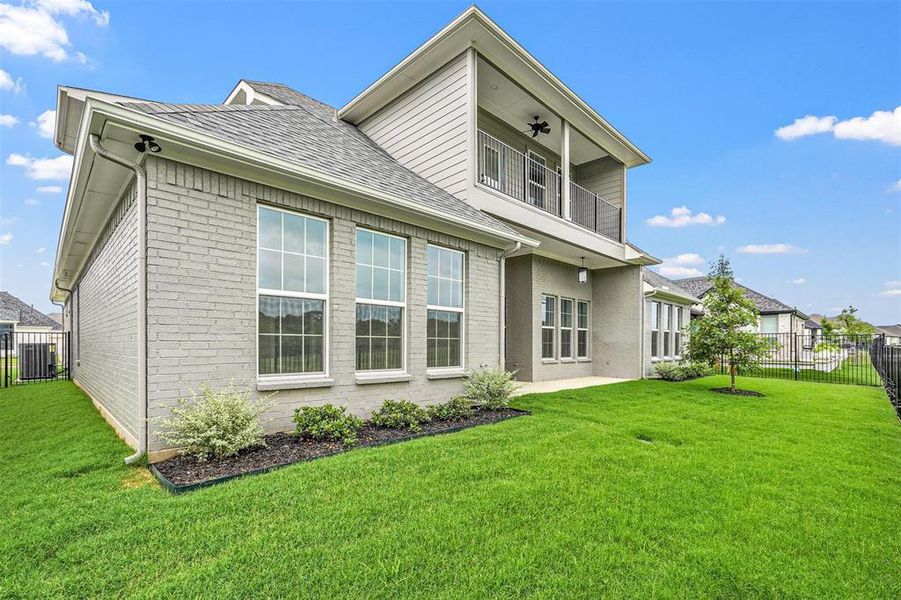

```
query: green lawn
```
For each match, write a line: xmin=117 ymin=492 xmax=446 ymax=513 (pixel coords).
xmin=1 ymin=377 xmax=899 ymax=598
xmin=750 ymin=353 xmax=882 ymax=386
xmin=0 ymin=355 xmax=17 ymax=384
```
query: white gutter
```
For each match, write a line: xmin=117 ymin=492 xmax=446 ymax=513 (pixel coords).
xmin=88 ymin=133 xmax=147 ymax=465
xmin=498 ymin=241 xmax=521 ymax=368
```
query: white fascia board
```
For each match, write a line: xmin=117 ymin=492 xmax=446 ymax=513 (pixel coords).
xmin=223 ymin=80 xmax=283 ymax=106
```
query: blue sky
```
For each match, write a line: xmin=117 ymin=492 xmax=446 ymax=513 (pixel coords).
xmin=0 ymin=1 xmax=899 ymax=323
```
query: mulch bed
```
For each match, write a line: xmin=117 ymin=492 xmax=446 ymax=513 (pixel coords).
xmin=711 ymin=387 xmax=764 ymax=397
xmin=151 ymin=407 xmax=527 ymax=492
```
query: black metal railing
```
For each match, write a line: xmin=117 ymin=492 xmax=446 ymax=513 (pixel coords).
xmin=1 ymin=331 xmax=71 ymax=387
xmin=871 ymin=335 xmax=901 ymax=418
xmin=717 ymin=333 xmax=883 ymax=387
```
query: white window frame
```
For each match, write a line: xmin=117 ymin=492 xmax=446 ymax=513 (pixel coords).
xmin=662 ymin=303 xmax=672 ymax=358
xmin=674 ymin=306 xmax=683 ymax=358
xmin=560 ymin=297 xmax=574 ymax=360
xmin=651 ymin=301 xmax=661 ymax=361
xmin=355 ymin=227 xmax=407 ymax=374
xmin=527 ymin=150 xmax=547 ymax=209
xmin=481 ymin=143 xmax=500 ymax=188
xmin=426 ymin=244 xmax=465 ymax=373
xmin=577 ymin=300 xmax=590 ymax=360
xmin=256 ymin=204 xmax=330 ymax=381
xmin=541 ymin=294 xmax=557 ymax=361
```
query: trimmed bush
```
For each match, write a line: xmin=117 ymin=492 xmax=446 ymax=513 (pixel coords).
xmin=466 ymin=366 xmax=517 ymax=410
xmin=293 ymin=404 xmax=363 ymax=446
xmin=157 ymin=385 xmax=270 ymax=461
xmin=428 ymin=396 xmax=474 ymax=422
xmin=371 ymin=399 xmax=431 ymax=432
xmin=655 ymin=362 xmax=711 ymax=382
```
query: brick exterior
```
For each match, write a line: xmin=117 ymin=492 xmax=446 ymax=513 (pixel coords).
xmin=143 ymin=157 xmax=503 ymax=451
xmin=590 ymin=265 xmax=643 ymax=379
xmin=643 ymin=298 xmax=693 ymax=377
xmin=68 ymin=185 xmax=139 ymax=444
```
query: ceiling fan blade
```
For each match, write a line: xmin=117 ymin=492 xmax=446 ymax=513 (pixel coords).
xmin=539 ymin=121 xmax=549 ymax=129
xmin=532 ymin=130 xmax=539 ymax=138
xmin=541 ymin=127 xmax=551 ymax=134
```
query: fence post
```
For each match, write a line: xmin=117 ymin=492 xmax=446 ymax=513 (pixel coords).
xmin=793 ymin=333 xmax=798 ymax=380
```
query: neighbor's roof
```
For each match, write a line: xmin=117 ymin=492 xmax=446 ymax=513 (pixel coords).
xmin=0 ymin=292 xmax=62 ymax=330
xmin=804 ymin=319 xmax=822 ymax=330
xmin=675 ymin=277 xmax=807 ymax=317
xmin=122 ymin=87 xmax=521 ymax=239
xmin=875 ymin=324 xmax=901 ymax=337
xmin=642 ymin=270 xmax=699 ymax=303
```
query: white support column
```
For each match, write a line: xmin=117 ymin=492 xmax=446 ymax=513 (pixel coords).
xmin=561 ymin=120 xmax=571 ymax=220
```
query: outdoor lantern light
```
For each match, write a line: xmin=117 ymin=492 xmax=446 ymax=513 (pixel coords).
xmin=578 ymin=257 xmax=588 ymax=284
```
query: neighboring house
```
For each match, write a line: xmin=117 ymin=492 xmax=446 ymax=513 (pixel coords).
xmin=50 ymin=7 xmax=660 ymax=460
xmin=47 ymin=312 xmax=63 ymax=326
xmin=803 ymin=319 xmax=822 ymax=348
xmin=641 ymin=270 xmax=697 ymax=376
xmin=0 ymin=291 xmax=63 ymax=356
xmin=676 ymin=278 xmax=808 ymax=336
xmin=875 ymin=324 xmax=901 ymax=346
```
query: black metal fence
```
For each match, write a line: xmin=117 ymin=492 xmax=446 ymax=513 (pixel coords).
xmin=1 ymin=331 xmax=71 ymax=387
xmin=871 ymin=336 xmax=901 ymax=417
xmin=717 ymin=333 xmax=884 ymax=387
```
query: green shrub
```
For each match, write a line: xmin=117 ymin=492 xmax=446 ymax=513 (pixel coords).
xmin=655 ymin=361 xmax=711 ymax=382
xmin=371 ymin=399 xmax=431 ymax=432
xmin=814 ymin=342 xmax=840 ymax=353
xmin=428 ymin=396 xmax=474 ymax=422
xmin=293 ymin=404 xmax=363 ymax=446
xmin=466 ymin=366 xmax=517 ymax=410
xmin=157 ymin=384 xmax=270 ymax=461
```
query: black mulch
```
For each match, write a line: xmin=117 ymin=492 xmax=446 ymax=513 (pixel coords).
xmin=153 ymin=407 xmax=527 ymax=488
xmin=710 ymin=387 xmax=764 ymax=397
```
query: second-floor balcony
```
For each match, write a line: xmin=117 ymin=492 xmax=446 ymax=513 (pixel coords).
xmin=477 ymin=130 xmax=622 ymax=243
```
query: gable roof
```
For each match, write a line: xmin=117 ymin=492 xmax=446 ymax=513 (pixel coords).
xmin=805 ymin=319 xmax=822 ymax=330
xmin=642 ymin=269 xmax=699 ymax=304
xmin=123 ymin=92 xmax=520 ymax=239
xmin=0 ymin=292 xmax=61 ymax=330
xmin=675 ymin=277 xmax=806 ymax=317
xmin=875 ymin=324 xmax=901 ymax=337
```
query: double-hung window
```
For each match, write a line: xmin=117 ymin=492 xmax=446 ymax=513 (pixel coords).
xmin=577 ymin=301 xmax=589 ymax=359
xmin=662 ymin=303 xmax=672 ymax=358
xmin=650 ymin=301 xmax=660 ymax=359
xmin=760 ymin=314 xmax=778 ymax=335
xmin=427 ymin=245 xmax=464 ymax=370
xmin=674 ymin=307 xmax=683 ymax=357
xmin=541 ymin=295 xmax=556 ymax=360
xmin=560 ymin=298 xmax=574 ymax=359
xmin=356 ymin=229 xmax=405 ymax=372
xmin=257 ymin=205 xmax=327 ymax=377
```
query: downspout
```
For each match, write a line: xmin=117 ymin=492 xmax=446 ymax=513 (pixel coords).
xmin=498 ymin=242 xmax=521 ymax=369
xmin=89 ymin=133 xmax=147 ymax=465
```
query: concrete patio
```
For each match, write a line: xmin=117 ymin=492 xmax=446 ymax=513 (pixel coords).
xmin=513 ymin=376 xmax=633 ymax=396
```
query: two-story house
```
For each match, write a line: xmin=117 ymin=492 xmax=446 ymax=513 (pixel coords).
xmin=50 ymin=7 xmax=657 ymax=461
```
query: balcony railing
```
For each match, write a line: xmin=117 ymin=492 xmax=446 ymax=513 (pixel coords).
xmin=477 ymin=130 xmax=621 ymax=243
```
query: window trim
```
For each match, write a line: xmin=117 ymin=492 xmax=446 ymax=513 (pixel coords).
xmin=662 ymin=303 xmax=672 ymax=359
xmin=674 ymin=306 xmax=683 ymax=359
xmin=576 ymin=300 xmax=590 ymax=360
xmin=559 ymin=297 xmax=574 ymax=361
xmin=650 ymin=300 xmax=661 ymax=361
xmin=355 ymin=227 xmax=407 ymax=375
xmin=540 ymin=293 xmax=557 ymax=361
xmin=426 ymin=244 xmax=466 ymax=373
xmin=256 ymin=204 xmax=330 ymax=382
xmin=527 ymin=149 xmax=548 ymax=208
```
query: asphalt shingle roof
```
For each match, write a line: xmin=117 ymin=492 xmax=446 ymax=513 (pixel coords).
xmin=0 ymin=291 xmax=62 ymax=330
xmin=642 ymin=270 xmax=699 ymax=303
xmin=123 ymin=84 xmax=518 ymax=239
xmin=675 ymin=277 xmax=804 ymax=315
xmin=875 ymin=324 xmax=901 ymax=337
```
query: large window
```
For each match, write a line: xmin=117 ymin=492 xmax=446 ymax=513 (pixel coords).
xmin=674 ymin=307 xmax=683 ymax=357
xmin=257 ymin=206 xmax=327 ymax=376
xmin=356 ymin=229 xmax=405 ymax=371
xmin=650 ymin=301 xmax=660 ymax=359
xmin=541 ymin=295 xmax=556 ymax=360
xmin=577 ymin=301 xmax=589 ymax=359
xmin=760 ymin=314 xmax=778 ymax=334
xmin=560 ymin=298 xmax=574 ymax=359
xmin=427 ymin=245 xmax=464 ymax=369
xmin=662 ymin=303 xmax=671 ymax=358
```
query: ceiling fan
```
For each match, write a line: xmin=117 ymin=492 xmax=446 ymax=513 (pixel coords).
xmin=525 ymin=116 xmax=551 ymax=138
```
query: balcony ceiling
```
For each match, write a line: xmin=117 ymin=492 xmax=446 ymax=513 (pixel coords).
xmin=477 ymin=59 xmax=608 ymax=166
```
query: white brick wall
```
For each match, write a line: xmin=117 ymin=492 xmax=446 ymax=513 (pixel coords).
xmin=144 ymin=157 xmax=503 ymax=451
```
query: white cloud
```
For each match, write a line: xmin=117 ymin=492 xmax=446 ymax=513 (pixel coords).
xmin=657 ymin=252 xmax=705 ymax=278
xmin=0 ymin=216 xmax=18 ymax=225
xmin=6 ymin=153 xmax=73 ymax=180
xmin=775 ymin=107 xmax=901 ymax=146
xmin=0 ymin=0 xmax=109 ymax=62
xmin=737 ymin=243 xmax=807 ymax=255
xmin=24 ymin=198 xmax=39 ymax=205
xmin=789 ymin=277 xmax=807 ymax=285
xmin=879 ymin=289 xmax=901 ymax=297
xmin=891 ymin=179 xmax=901 ymax=193
xmin=885 ymin=280 xmax=901 ymax=288
xmin=35 ymin=246 xmax=45 ymax=253
xmin=0 ymin=232 xmax=12 ymax=245
xmin=36 ymin=185 xmax=62 ymax=193
xmin=0 ymin=114 xmax=18 ymax=127
xmin=0 ymin=68 xmax=24 ymax=93
xmin=646 ymin=206 xmax=726 ymax=228
xmin=33 ymin=109 xmax=55 ymax=138
xmin=39 ymin=261 xmax=49 ymax=267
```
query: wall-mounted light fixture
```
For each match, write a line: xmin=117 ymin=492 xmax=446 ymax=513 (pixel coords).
xmin=578 ymin=257 xmax=588 ymax=284
xmin=134 ymin=135 xmax=162 ymax=154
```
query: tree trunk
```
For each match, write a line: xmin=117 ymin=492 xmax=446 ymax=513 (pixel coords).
xmin=730 ymin=350 xmax=736 ymax=392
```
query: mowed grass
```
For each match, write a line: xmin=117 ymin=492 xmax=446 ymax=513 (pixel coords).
xmin=1 ymin=377 xmax=899 ymax=598
xmin=753 ymin=353 xmax=882 ymax=386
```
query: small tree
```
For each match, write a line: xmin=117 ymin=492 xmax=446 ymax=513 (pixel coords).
xmin=686 ymin=256 xmax=770 ymax=393
xmin=833 ymin=306 xmax=874 ymax=336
